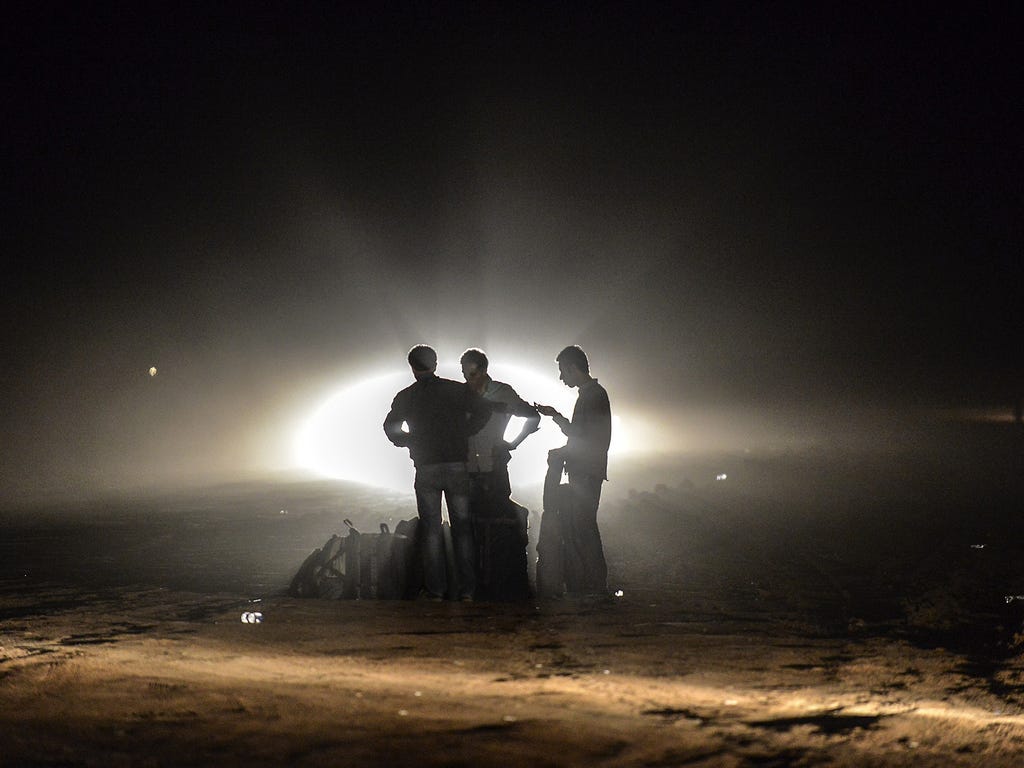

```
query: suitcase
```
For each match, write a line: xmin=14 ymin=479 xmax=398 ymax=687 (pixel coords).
xmin=348 ymin=520 xmax=419 ymax=600
xmin=474 ymin=500 xmax=531 ymax=601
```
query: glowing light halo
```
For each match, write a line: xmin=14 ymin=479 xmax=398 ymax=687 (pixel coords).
xmin=293 ymin=362 xmax=626 ymax=493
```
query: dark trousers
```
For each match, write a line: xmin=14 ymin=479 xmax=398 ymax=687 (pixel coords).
xmin=468 ymin=463 xmax=512 ymax=516
xmin=414 ymin=462 xmax=475 ymax=598
xmin=537 ymin=452 xmax=608 ymax=596
xmin=563 ymin=472 xmax=607 ymax=594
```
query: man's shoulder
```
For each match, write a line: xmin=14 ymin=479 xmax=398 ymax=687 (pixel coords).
xmin=434 ymin=376 xmax=468 ymax=391
xmin=430 ymin=377 xmax=477 ymax=401
xmin=392 ymin=380 xmax=418 ymax=400
xmin=580 ymin=379 xmax=610 ymax=407
xmin=485 ymin=379 xmax=520 ymax=403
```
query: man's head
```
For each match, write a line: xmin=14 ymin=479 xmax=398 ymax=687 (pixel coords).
xmin=460 ymin=347 xmax=489 ymax=393
xmin=407 ymin=344 xmax=438 ymax=380
xmin=555 ymin=345 xmax=590 ymax=388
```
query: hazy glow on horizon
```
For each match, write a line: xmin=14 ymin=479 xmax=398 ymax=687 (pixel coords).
xmin=294 ymin=362 xmax=627 ymax=492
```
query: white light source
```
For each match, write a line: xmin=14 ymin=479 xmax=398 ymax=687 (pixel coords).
xmin=293 ymin=362 xmax=625 ymax=492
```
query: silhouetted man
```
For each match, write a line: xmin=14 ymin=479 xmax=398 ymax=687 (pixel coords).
xmin=460 ymin=348 xmax=541 ymax=509
xmin=535 ymin=345 xmax=611 ymax=597
xmin=383 ymin=345 xmax=491 ymax=601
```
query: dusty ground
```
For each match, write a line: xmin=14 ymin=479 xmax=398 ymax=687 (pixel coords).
xmin=2 ymin=426 xmax=1024 ymax=766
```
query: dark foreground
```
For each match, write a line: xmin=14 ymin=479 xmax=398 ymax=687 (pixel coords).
xmin=2 ymin=424 xmax=1024 ymax=766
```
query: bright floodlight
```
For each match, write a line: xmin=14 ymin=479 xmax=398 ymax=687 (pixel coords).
xmin=293 ymin=362 xmax=623 ymax=493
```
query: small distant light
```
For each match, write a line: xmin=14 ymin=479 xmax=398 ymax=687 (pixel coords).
xmin=240 ymin=611 xmax=263 ymax=623
xmin=716 ymin=473 xmax=727 ymax=481
xmin=970 ymin=544 xmax=985 ymax=549
xmin=614 ymin=589 xmax=624 ymax=597
xmin=280 ymin=509 xmax=288 ymax=515
xmin=149 ymin=366 xmax=157 ymax=377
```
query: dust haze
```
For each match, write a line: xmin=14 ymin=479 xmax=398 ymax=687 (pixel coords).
xmin=3 ymin=6 xmax=1019 ymax=505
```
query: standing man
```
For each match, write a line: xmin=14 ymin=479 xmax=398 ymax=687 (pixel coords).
xmin=460 ymin=348 xmax=541 ymax=510
xmin=534 ymin=345 xmax=611 ymax=597
xmin=383 ymin=345 xmax=491 ymax=601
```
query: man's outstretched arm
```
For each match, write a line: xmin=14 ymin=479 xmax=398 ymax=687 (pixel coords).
xmin=534 ymin=403 xmax=575 ymax=436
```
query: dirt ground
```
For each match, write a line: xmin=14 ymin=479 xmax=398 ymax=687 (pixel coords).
xmin=3 ymin=583 xmax=1024 ymax=768
xmin=3 ymin=426 xmax=1024 ymax=766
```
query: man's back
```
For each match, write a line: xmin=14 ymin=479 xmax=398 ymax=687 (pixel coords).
xmin=565 ymin=378 xmax=611 ymax=480
xmin=384 ymin=375 xmax=488 ymax=466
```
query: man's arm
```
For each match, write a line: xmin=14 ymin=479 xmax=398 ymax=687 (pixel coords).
xmin=534 ymin=404 xmax=575 ymax=437
xmin=507 ymin=412 xmax=541 ymax=449
xmin=537 ymin=389 xmax=610 ymax=442
xmin=505 ymin=395 xmax=541 ymax=450
xmin=382 ymin=395 xmax=410 ymax=447
xmin=589 ymin=388 xmax=612 ymax=453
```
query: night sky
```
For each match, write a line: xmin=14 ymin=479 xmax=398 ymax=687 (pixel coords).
xmin=3 ymin=3 xmax=1021 ymax=501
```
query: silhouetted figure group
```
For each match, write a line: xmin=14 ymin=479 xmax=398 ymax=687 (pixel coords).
xmin=383 ymin=344 xmax=611 ymax=602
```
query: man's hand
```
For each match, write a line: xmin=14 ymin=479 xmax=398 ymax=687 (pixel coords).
xmin=534 ymin=403 xmax=562 ymax=419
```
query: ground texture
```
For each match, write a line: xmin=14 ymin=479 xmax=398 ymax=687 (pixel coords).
xmin=2 ymin=429 xmax=1024 ymax=766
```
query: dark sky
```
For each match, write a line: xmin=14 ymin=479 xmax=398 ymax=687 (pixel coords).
xmin=3 ymin=2 xmax=1021 ymax=500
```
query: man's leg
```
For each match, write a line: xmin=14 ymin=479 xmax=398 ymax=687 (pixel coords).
xmin=468 ymin=472 xmax=491 ymax=519
xmin=564 ymin=473 xmax=608 ymax=595
xmin=536 ymin=451 xmax=567 ymax=597
xmin=413 ymin=464 xmax=446 ymax=599
xmin=492 ymin=461 xmax=512 ymax=504
xmin=441 ymin=462 xmax=475 ymax=600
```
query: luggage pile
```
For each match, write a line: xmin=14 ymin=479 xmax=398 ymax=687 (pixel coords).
xmin=288 ymin=519 xmax=421 ymax=600
xmin=288 ymin=504 xmax=533 ymax=602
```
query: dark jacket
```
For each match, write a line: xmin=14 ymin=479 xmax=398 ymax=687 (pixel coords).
xmin=562 ymin=378 xmax=612 ymax=480
xmin=383 ymin=375 xmax=491 ymax=467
